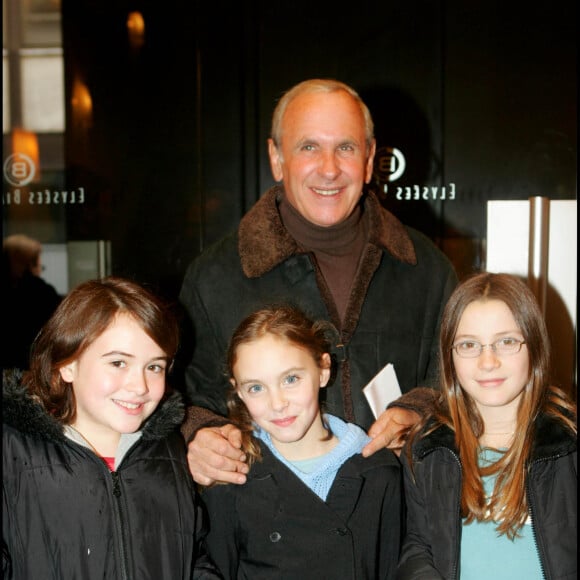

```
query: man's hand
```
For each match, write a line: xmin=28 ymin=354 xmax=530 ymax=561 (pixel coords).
xmin=186 ymin=424 xmax=249 ymax=486
xmin=362 ymin=407 xmax=420 ymax=457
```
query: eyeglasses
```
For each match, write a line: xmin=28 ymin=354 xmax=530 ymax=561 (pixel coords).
xmin=451 ymin=338 xmax=526 ymax=359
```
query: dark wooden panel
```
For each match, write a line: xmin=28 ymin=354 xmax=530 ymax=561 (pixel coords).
xmin=60 ymin=0 xmax=576 ymax=297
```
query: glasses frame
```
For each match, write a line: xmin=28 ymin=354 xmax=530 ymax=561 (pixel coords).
xmin=451 ymin=338 xmax=526 ymax=359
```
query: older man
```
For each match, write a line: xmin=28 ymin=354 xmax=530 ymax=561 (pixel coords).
xmin=179 ymin=78 xmax=458 ymax=485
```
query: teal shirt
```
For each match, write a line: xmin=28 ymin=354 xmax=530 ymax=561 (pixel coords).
xmin=460 ymin=448 xmax=543 ymax=579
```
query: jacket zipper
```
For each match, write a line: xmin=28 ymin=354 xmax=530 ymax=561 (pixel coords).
xmin=448 ymin=448 xmax=462 ymax=580
xmin=111 ymin=470 xmax=130 ymax=580
xmin=65 ymin=433 xmax=139 ymax=579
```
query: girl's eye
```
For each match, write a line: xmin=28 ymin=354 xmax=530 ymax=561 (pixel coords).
xmin=148 ymin=364 xmax=165 ymax=374
xmin=458 ymin=341 xmax=478 ymax=351
xmin=111 ymin=360 xmax=126 ymax=368
xmin=499 ymin=337 xmax=517 ymax=346
xmin=247 ymin=384 xmax=264 ymax=394
xmin=284 ymin=374 xmax=299 ymax=386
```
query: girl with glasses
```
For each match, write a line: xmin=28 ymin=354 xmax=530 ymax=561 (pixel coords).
xmin=397 ymin=272 xmax=576 ymax=580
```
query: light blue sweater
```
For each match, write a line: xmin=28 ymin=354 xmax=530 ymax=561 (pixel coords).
xmin=255 ymin=413 xmax=370 ymax=501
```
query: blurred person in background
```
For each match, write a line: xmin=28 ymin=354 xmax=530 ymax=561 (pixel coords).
xmin=2 ymin=234 xmax=62 ymax=370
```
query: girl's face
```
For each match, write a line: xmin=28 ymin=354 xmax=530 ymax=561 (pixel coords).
xmin=452 ymin=299 xmax=529 ymax=419
xmin=233 ymin=333 xmax=331 ymax=460
xmin=59 ymin=313 xmax=169 ymax=451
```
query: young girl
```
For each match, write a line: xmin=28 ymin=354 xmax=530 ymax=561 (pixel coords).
xmin=397 ymin=272 xmax=577 ymax=580
xmin=3 ymin=276 xmax=222 ymax=580
xmin=201 ymin=305 xmax=402 ymax=579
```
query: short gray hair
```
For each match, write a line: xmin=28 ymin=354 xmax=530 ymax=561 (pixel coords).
xmin=270 ymin=79 xmax=375 ymax=152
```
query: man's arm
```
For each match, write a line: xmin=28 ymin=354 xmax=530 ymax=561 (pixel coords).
xmin=181 ymin=406 xmax=249 ymax=486
xmin=178 ymin=252 xmax=250 ymax=485
xmin=178 ymin=244 xmax=240 ymax=415
xmin=362 ymin=387 xmax=437 ymax=457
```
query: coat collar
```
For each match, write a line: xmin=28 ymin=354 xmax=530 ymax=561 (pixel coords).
xmin=531 ymin=411 xmax=577 ymax=460
xmin=249 ymin=438 xmax=397 ymax=480
xmin=238 ymin=185 xmax=417 ymax=278
xmin=413 ymin=413 xmax=577 ymax=462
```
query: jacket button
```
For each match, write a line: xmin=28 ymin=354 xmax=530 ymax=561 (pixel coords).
xmin=334 ymin=527 xmax=349 ymax=536
xmin=269 ymin=532 xmax=282 ymax=543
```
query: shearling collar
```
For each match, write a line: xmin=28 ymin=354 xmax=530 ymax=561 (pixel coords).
xmin=238 ymin=185 xmax=417 ymax=278
xmin=2 ymin=369 xmax=185 ymax=444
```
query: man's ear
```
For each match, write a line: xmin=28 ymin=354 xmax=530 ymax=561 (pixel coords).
xmin=268 ymin=138 xmax=284 ymax=182
xmin=364 ymin=138 xmax=377 ymax=184
xmin=59 ymin=362 xmax=76 ymax=383
xmin=319 ymin=353 xmax=332 ymax=388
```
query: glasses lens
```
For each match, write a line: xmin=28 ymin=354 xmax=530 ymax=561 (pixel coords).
xmin=495 ymin=339 xmax=521 ymax=355
xmin=454 ymin=339 xmax=523 ymax=358
xmin=454 ymin=342 xmax=481 ymax=358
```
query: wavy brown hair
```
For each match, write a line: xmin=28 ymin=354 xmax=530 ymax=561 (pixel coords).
xmin=22 ymin=276 xmax=180 ymax=424
xmin=225 ymin=305 xmax=334 ymax=467
xmin=408 ymin=272 xmax=576 ymax=539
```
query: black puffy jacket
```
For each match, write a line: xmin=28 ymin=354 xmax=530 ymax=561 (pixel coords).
xmin=397 ymin=415 xmax=577 ymax=580
xmin=2 ymin=372 xmax=223 ymax=580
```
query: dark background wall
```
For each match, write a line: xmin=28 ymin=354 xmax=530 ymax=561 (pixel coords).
xmin=60 ymin=0 xmax=577 ymax=302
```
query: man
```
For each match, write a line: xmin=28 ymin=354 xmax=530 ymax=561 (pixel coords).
xmin=2 ymin=234 xmax=62 ymax=370
xmin=179 ymin=79 xmax=458 ymax=486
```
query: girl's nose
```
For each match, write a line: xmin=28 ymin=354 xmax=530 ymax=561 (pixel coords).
xmin=477 ymin=347 xmax=501 ymax=370
xmin=127 ymin=370 xmax=149 ymax=395
xmin=271 ymin=391 xmax=289 ymax=412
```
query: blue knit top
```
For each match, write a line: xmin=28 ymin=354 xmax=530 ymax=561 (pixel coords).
xmin=255 ymin=414 xmax=370 ymax=501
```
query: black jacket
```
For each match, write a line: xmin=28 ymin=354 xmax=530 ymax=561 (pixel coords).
xmin=202 ymin=440 xmax=403 ymax=579
xmin=179 ymin=187 xmax=457 ymax=429
xmin=2 ymin=372 xmax=223 ymax=580
xmin=397 ymin=415 xmax=577 ymax=580
xmin=1 ymin=271 xmax=62 ymax=370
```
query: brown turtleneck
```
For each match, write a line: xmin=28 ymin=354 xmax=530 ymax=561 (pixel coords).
xmin=279 ymin=195 xmax=368 ymax=324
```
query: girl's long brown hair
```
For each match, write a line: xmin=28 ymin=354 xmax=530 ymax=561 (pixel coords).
xmin=408 ymin=272 xmax=576 ymax=539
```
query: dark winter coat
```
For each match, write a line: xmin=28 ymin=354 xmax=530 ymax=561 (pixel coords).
xmin=202 ymin=440 xmax=403 ymax=579
xmin=2 ymin=372 xmax=223 ymax=580
xmin=397 ymin=415 xmax=577 ymax=580
xmin=1 ymin=271 xmax=62 ymax=370
xmin=179 ymin=186 xmax=458 ymax=429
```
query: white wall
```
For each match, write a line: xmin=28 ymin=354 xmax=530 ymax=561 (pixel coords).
xmin=486 ymin=199 xmax=577 ymax=391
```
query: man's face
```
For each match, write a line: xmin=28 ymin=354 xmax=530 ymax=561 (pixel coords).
xmin=268 ymin=90 xmax=376 ymax=227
